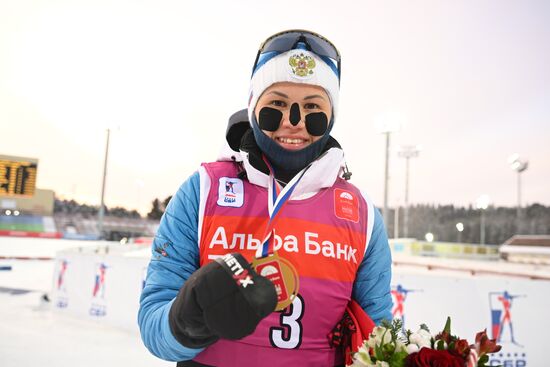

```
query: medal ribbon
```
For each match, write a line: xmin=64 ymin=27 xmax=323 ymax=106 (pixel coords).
xmin=255 ymin=156 xmax=311 ymax=259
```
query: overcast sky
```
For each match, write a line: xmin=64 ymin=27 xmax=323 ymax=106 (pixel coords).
xmin=1 ymin=0 xmax=549 ymax=214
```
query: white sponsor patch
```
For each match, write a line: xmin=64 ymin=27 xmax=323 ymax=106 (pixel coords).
xmin=217 ymin=177 xmax=244 ymax=207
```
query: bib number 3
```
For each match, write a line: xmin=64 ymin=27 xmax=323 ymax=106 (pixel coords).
xmin=269 ymin=295 xmax=304 ymax=349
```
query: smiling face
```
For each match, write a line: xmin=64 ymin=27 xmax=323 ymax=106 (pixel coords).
xmin=254 ymin=82 xmax=332 ymax=151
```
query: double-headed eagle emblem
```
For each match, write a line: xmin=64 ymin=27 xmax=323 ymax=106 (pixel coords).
xmin=289 ymin=53 xmax=316 ymax=77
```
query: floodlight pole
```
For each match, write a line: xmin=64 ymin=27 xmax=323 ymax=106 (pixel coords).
xmin=456 ymin=222 xmax=464 ymax=243
xmin=515 ymin=167 xmax=527 ymax=233
xmin=394 ymin=205 xmax=399 ymax=238
xmin=476 ymin=195 xmax=490 ymax=245
xmin=480 ymin=210 xmax=486 ymax=245
xmin=377 ymin=116 xmax=401 ymax=236
xmin=398 ymin=145 xmax=420 ymax=238
xmin=383 ymin=132 xmax=390 ymax=229
xmin=516 ymin=170 xmax=521 ymax=221
xmin=404 ymin=156 xmax=410 ymax=237
xmin=508 ymin=154 xmax=528 ymax=234
xmin=98 ymin=128 xmax=110 ymax=239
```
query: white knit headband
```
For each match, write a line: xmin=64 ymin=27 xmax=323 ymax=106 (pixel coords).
xmin=247 ymin=49 xmax=340 ymax=124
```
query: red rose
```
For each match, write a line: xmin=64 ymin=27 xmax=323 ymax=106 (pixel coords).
xmin=454 ymin=339 xmax=471 ymax=358
xmin=405 ymin=348 xmax=465 ymax=367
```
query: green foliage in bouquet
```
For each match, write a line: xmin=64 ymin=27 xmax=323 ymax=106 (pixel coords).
xmin=349 ymin=317 xmax=502 ymax=367
xmin=371 ymin=320 xmax=409 ymax=367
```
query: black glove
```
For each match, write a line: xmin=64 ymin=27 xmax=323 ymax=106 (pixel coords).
xmin=169 ymin=253 xmax=277 ymax=348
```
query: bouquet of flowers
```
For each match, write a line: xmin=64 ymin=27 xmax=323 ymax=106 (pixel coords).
xmin=349 ymin=317 xmax=501 ymax=367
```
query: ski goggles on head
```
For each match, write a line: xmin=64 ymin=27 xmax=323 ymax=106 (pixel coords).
xmin=252 ymin=29 xmax=341 ymax=79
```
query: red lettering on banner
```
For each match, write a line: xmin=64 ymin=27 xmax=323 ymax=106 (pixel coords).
xmin=0 ymin=230 xmax=62 ymax=239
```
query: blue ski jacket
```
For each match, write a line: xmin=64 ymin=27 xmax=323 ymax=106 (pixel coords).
xmin=138 ymin=119 xmax=393 ymax=362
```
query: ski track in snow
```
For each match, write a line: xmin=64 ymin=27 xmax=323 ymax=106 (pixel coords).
xmin=0 ymin=237 xmax=171 ymax=367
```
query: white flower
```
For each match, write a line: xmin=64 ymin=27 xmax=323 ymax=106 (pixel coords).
xmin=366 ymin=326 xmax=392 ymax=348
xmin=395 ymin=340 xmax=408 ymax=353
xmin=349 ymin=349 xmax=374 ymax=367
xmin=409 ymin=328 xmax=432 ymax=349
xmin=356 ymin=342 xmax=371 ymax=357
xmin=406 ymin=344 xmax=420 ymax=354
xmin=348 ymin=358 xmax=369 ymax=367
xmin=417 ymin=328 xmax=432 ymax=340
xmin=375 ymin=362 xmax=390 ymax=367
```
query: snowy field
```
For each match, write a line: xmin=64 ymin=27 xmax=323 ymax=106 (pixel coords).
xmin=0 ymin=291 xmax=171 ymax=367
xmin=2 ymin=236 xmax=549 ymax=366
xmin=0 ymin=236 xmax=171 ymax=367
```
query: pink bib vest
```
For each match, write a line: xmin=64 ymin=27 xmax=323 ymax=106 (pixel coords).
xmin=193 ymin=161 xmax=370 ymax=367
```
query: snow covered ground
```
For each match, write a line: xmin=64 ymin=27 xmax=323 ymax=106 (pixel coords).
xmin=0 ymin=291 xmax=171 ymax=367
xmin=0 ymin=237 xmax=171 ymax=367
xmin=2 ymin=236 xmax=549 ymax=366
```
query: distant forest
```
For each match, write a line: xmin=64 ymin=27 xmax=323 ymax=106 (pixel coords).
xmin=54 ymin=199 xmax=141 ymax=219
xmin=385 ymin=203 xmax=550 ymax=245
xmin=55 ymin=197 xmax=550 ymax=245
xmin=54 ymin=197 xmax=172 ymax=221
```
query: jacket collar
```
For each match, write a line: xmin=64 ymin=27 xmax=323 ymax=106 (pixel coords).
xmin=217 ymin=110 xmax=347 ymax=198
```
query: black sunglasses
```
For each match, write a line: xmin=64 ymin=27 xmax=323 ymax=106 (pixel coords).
xmin=252 ymin=29 xmax=341 ymax=79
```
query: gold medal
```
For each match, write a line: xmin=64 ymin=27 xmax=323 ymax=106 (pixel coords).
xmin=252 ymin=251 xmax=299 ymax=311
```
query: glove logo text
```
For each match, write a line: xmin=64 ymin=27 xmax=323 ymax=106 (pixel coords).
xmin=221 ymin=253 xmax=254 ymax=288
